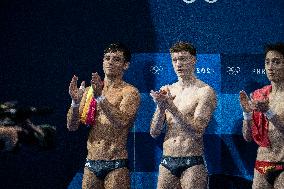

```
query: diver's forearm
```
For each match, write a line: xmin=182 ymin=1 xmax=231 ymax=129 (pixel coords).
xmin=150 ymin=107 xmax=166 ymax=138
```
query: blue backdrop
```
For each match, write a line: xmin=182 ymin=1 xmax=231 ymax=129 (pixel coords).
xmin=0 ymin=0 xmax=283 ymax=188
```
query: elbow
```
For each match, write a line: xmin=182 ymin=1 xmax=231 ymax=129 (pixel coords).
xmin=118 ymin=118 xmax=131 ymax=128
xmin=67 ymin=127 xmax=78 ymax=132
xmin=191 ymin=118 xmax=206 ymax=134
xmin=243 ymin=134 xmax=252 ymax=142
xmin=242 ymin=130 xmax=252 ymax=142
xmin=67 ymin=123 xmax=79 ymax=131
xmin=150 ymin=129 xmax=160 ymax=138
xmin=244 ymin=137 xmax=252 ymax=142
xmin=112 ymin=117 xmax=131 ymax=128
xmin=193 ymin=128 xmax=204 ymax=136
xmin=242 ymin=126 xmax=252 ymax=142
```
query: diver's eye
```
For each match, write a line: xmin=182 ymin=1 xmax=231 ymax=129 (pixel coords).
xmin=104 ymin=56 xmax=110 ymax=61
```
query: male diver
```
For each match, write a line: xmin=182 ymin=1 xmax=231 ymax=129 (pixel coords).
xmin=67 ymin=43 xmax=140 ymax=189
xmin=240 ymin=43 xmax=284 ymax=189
xmin=150 ymin=42 xmax=217 ymax=189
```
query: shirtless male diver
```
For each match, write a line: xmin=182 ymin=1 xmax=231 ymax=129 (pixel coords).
xmin=240 ymin=43 xmax=284 ymax=189
xmin=67 ymin=43 xmax=140 ymax=189
xmin=150 ymin=42 xmax=217 ymax=189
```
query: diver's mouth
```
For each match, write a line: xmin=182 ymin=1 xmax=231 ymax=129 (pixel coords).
xmin=105 ymin=67 xmax=115 ymax=70
xmin=177 ymin=69 xmax=183 ymax=72
xmin=267 ymin=73 xmax=275 ymax=77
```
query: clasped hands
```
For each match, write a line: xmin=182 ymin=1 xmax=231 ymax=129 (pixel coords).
xmin=150 ymin=88 xmax=176 ymax=112
xmin=239 ymin=90 xmax=270 ymax=113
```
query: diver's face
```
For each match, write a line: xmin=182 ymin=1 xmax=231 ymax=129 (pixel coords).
xmin=103 ymin=51 xmax=128 ymax=77
xmin=265 ymin=50 xmax=284 ymax=82
xmin=171 ymin=51 xmax=196 ymax=77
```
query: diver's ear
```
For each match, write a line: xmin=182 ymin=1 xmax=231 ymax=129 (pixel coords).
xmin=192 ymin=56 xmax=197 ymax=63
xmin=123 ymin=61 xmax=130 ymax=70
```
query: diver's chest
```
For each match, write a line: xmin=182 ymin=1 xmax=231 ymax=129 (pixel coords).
xmin=103 ymin=89 xmax=123 ymax=107
xmin=270 ymin=98 xmax=284 ymax=118
xmin=172 ymin=90 xmax=199 ymax=113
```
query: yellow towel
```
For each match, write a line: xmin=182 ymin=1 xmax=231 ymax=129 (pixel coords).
xmin=80 ymin=87 xmax=94 ymax=124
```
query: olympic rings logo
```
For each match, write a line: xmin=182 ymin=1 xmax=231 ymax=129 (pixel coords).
xmin=183 ymin=0 xmax=218 ymax=4
xmin=226 ymin=66 xmax=240 ymax=76
xmin=150 ymin=66 xmax=163 ymax=75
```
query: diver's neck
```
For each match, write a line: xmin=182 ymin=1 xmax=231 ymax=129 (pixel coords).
xmin=178 ymin=74 xmax=197 ymax=88
xmin=104 ymin=75 xmax=123 ymax=89
xmin=271 ymin=81 xmax=284 ymax=95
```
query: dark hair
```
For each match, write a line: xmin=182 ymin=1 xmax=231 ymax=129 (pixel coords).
xmin=170 ymin=41 xmax=197 ymax=56
xmin=265 ymin=43 xmax=284 ymax=57
xmin=104 ymin=43 xmax=131 ymax=62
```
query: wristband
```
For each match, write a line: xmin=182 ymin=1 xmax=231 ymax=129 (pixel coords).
xmin=243 ymin=112 xmax=252 ymax=120
xmin=79 ymin=85 xmax=85 ymax=91
xmin=71 ymin=100 xmax=80 ymax=108
xmin=264 ymin=109 xmax=276 ymax=120
xmin=95 ymin=96 xmax=105 ymax=103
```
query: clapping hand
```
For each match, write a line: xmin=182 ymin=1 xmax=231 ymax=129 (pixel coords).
xmin=240 ymin=90 xmax=269 ymax=113
xmin=69 ymin=75 xmax=85 ymax=104
xmin=150 ymin=87 xmax=176 ymax=111
xmin=91 ymin=72 xmax=103 ymax=98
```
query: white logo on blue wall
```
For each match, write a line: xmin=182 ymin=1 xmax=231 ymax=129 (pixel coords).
xmin=196 ymin=67 xmax=214 ymax=74
xmin=183 ymin=0 xmax=218 ymax=4
xmin=226 ymin=67 xmax=240 ymax=75
xmin=205 ymin=0 xmax=218 ymax=3
xmin=253 ymin=69 xmax=266 ymax=75
xmin=150 ymin=66 xmax=214 ymax=75
xmin=150 ymin=66 xmax=163 ymax=75
xmin=183 ymin=0 xmax=196 ymax=3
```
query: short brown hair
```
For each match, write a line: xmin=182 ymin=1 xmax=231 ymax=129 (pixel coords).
xmin=104 ymin=42 xmax=131 ymax=62
xmin=265 ymin=43 xmax=284 ymax=57
xmin=170 ymin=41 xmax=196 ymax=56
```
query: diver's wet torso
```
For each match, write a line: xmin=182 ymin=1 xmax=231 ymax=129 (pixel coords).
xmin=85 ymin=83 xmax=135 ymax=161
xmin=161 ymin=81 xmax=214 ymax=176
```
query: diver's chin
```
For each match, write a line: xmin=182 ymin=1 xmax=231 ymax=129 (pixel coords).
xmin=176 ymin=71 xmax=186 ymax=77
xmin=104 ymin=69 xmax=115 ymax=75
xmin=267 ymin=75 xmax=276 ymax=82
xmin=104 ymin=71 xmax=123 ymax=79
